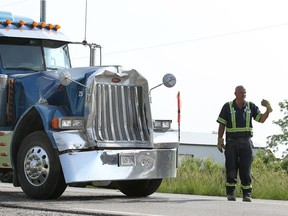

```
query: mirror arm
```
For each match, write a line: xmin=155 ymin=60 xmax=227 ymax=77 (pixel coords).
xmin=149 ymin=83 xmax=164 ymax=93
xmin=65 ymin=76 xmax=87 ymax=88
xmin=149 ymin=77 xmax=175 ymax=92
xmin=149 ymin=78 xmax=173 ymax=103
xmin=59 ymin=71 xmax=87 ymax=88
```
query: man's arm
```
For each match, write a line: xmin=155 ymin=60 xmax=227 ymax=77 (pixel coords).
xmin=260 ymin=110 xmax=269 ymax=123
xmin=217 ymin=123 xmax=226 ymax=153
xmin=218 ymin=123 xmax=225 ymax=138
xmin=260 ymin=99 xmax=272 ymax=123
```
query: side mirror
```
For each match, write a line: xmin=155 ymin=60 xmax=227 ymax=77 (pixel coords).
xmin=150 ymin=73 xmax=177 ymax=92
xmin=162 ymin=73 xmax=176 ymax=88
xmin=59 ymin=71 xmax=87 ymax=88
xmin=59 ymin=71 xmax=72 ymax=86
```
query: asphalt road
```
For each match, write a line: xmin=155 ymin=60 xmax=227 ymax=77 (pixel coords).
xmin=0 ymin=182 xmax=287 ymax=216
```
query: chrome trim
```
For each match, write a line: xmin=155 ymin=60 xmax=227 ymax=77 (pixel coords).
xmin=59 ymin=148 xmax=177 ymax=183
xmin=85 ymin=68 xmax=153 ymax=148
xmin=154 ymin=142 xmax=179 ymax=149
xmin=23 ymin=146 xmax=49 ymax=186
xmin=53 ymin=130 xmax=88 ymax=151
xmin=95 ymin=84 xmax=149 ymax=142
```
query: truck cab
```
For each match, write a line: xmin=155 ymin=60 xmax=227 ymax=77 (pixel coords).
xmin=0 ymin=11 xmax=178 ymax=199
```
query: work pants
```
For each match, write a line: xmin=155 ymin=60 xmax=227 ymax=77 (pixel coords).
xmin=225 ymin=137 xmax=253 ymax=196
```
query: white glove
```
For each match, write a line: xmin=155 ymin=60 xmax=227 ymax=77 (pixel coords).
xmin=217 ymin=138 xmax=225 ymax=153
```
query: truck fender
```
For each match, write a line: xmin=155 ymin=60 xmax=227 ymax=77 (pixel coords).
xmin=11 ymin=104 xmax=69 ymax=186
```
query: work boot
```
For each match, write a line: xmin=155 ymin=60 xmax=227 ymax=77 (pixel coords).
xmin=227 ymin=194 xmax=236 ymax=201
xmin=243 ymin=195 xmax=252 ymax=202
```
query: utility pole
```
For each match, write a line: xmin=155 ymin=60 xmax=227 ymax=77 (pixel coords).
xmin=40 ymin=0 xmax=46 ymax=22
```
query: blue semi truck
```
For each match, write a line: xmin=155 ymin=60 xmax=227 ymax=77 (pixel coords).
xmin=0 ymin=11 xmax=178 ymax=199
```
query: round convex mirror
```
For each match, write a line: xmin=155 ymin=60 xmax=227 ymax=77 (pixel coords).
xmin=59 ymin=71 xmax=72 ymax=86
xmin=162 ymin=73 xmax=176 ymax=88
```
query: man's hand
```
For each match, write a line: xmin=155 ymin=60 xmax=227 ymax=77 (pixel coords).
xmin=261 ymin=99 xmax=273 ymax=113
xmin=217 ymin=138 xmax=225 ymax=153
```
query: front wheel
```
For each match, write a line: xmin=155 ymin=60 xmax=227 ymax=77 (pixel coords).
xmin=17 ymin=131 xmax=67 ymax=199
xmin=116 ymin=179 xmax=162 ymax=197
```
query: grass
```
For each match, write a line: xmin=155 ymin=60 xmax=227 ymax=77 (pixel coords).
xmin=157 ymin=150 xmax=288 ymax=200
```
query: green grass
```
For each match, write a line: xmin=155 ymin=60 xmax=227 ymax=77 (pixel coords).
xmin=158 ymin=150 xmax=288 ymax=200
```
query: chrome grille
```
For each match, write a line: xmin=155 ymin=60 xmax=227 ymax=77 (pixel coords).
xmin=95 ymin=84 xmax=150 ymax=142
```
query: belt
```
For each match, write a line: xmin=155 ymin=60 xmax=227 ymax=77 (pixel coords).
xmin=227 ymin=137 xmax=251 ymax=141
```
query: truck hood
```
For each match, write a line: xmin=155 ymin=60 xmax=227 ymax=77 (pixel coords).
xmin=12 ymin=66 xmax=147 ymax=121
xmin=12 ymin=67 xmax=99 ymax=119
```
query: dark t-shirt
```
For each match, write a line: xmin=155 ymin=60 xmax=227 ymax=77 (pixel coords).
xmin=217 ymin=99 xmax=262 ymax=138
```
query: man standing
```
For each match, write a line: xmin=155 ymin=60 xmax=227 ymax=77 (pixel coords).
xmin=216 ymin=85 xmax=272 ymax=202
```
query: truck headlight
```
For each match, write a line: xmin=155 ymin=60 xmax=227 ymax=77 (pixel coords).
xmin=153 ymin=120 xmax=172 ymax=131
xmin=52 ymin=117 xmax=84 ymax=130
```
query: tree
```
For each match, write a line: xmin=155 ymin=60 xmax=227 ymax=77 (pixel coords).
xmin=267 ymin=100 xmax=288 ymax=156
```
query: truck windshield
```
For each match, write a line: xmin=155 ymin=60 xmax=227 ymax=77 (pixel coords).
xmin=44 ymin=45 xmax=71 ymax=70
xmin=0 ymin=44 xmax=45 ymax=71
xmin=0 ymin=43 xmax=71 ymax=72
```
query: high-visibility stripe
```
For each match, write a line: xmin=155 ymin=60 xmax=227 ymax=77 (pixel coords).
xmin=241 ymin=184 xmax=252 ymax=190
xmin=227 ymin=101 xmax=252 ymax=133
xmin=246 ymin=102 xmax=250 ymax=128
xmin=226 ymin=182 xmax=237 ymax=187
xmin=255 ymin=113 xmax=262 ymax=122
xmin=226 ymin=127 xmax=253 ymax=132
xmin=229 ymin=101 xmax=236 ymax=129
xmin=217 ymin=117 xmax=227 ymax=125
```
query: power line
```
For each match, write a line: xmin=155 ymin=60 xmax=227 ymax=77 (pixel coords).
xmin=103 ymin=22 xmax=288 ymax=55
xmin=72 ymin=22 xmax=288 ymax=61
xmin=0 ymin=0 xmax=29 ymax=7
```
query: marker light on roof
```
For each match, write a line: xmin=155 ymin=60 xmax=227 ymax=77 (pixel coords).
xmin=54 ymin=24 xmax=61 ymax=30
xmin=5 ymin=20 xmax=12 ymax=25
xmin=32 ymin=21 xmax=38 ymax=27
xmin=19 ymin=20 xmax=25 ymax=26
xmin=40 ymin=22 xmax=46 ymax=28
xmin=1 ymin=19 xmax=61 ymax=31
xmin=47 ymin=24 xmax=53 ymax=29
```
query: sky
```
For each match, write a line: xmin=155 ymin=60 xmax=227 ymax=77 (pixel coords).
xmin=2 ymin=0 xmax=288 ymax=150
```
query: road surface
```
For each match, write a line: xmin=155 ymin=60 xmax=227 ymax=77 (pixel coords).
xmin=0 ymin=182 xmax=287 ymax=216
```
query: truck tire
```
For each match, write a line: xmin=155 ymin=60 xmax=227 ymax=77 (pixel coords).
xmin=116 ymin=179 xmax=162 ymax=197
xmin=17 ymin=131 xmax=67 ymax=199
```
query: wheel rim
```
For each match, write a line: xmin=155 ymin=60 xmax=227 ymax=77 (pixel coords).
xmin=24 ymin=146 xmax=50 ymax=186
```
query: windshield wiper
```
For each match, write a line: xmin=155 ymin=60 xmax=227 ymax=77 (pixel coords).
xmin=46 ymin=67 xmax=59 ymax=71
xmin=46 ymin=66 xmax=66 ymax=71
xmin=5 ymin=67 xmax=40 ymax=72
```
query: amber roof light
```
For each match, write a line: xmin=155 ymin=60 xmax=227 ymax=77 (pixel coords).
xmin=5 ymin=19 xmax=12 ymax=25
xmin=19 ymin=20 xmax=25 ymax=26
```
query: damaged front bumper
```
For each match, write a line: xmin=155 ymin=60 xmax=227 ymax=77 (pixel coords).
xmin=59 ymin=147 xmax=177 ymax=183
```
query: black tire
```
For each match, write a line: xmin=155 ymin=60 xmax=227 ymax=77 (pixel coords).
xmin=17 ymin=131 xmax=67 ymax=199
xmin=116 ymin=179 xmax=162 ymax=197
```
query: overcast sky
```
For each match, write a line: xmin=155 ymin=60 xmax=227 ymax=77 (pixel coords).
xmin=2 ymin=0 xmax=288 ymax=149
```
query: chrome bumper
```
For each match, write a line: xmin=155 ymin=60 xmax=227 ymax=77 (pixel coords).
xmin=59 ymin=148 xmax=177 ymax=183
